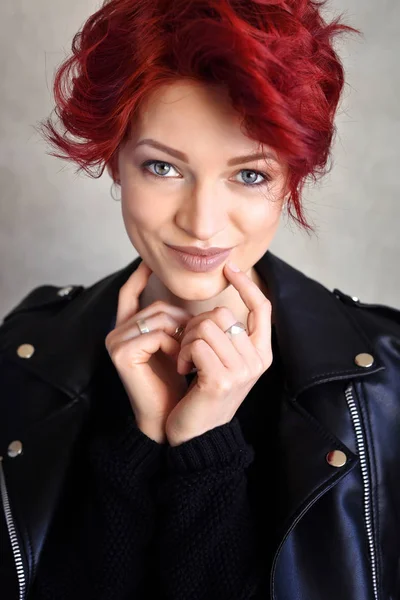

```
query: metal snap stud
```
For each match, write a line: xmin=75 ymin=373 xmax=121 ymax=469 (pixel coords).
xmin=8 ymin=441 xmax=23 ymax=458
xmin=57 ymin=286 xmax=74 ymax=297
xmin=326 ymin=450 xmax=347 ymax=468
xmin=355 ymin=353 xmax=374 ymax=368
xmin=17 ymin=344 xmax=35 ymax=359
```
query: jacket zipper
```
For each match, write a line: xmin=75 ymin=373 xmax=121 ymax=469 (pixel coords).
xmin=344 ymin=383 xmax=378 ymax=600
xmin=0 ymin=457 xmax=27 ymax=600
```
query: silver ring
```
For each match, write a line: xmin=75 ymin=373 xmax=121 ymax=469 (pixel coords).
xmin=136 ymin=318 xmax=150 ymax=334
xmin=224 ymin=321 xmax=247 ymax=337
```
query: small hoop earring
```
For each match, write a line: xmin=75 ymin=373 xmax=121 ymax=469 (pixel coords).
xmin=110 ymin=181 xmax=121 ymax=201
xmin=282 ymin=196 xmax=290 ymax=216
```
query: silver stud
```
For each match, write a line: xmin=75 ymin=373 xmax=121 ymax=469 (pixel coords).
xmin=57 ymin=286 xmax=74 ymax=297
xmin=17 ymin=344 xmax=35 ymax=359
xmin=355 ymin=353 xmax=374 ymax=368
xmin=326 ymin=450 xmax=347 ymax=468
xmin=8 ymin=441 xmax=23 ymax=458
xmin=352 ymin=296 xmax=360 ymax=302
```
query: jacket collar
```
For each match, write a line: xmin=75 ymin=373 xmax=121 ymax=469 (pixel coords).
xmin=0 ymin=250 xmax=384 ymax=401
xmin=254 ymin=251 xmax=384 ymax=396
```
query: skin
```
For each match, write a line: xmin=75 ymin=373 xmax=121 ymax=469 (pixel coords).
xmin=107 ymin=78 xmax=289 ymax=327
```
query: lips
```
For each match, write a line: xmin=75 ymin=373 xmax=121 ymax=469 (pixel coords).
xmin=166 ymin=244 xmax=232 ymax=257
xmin=165 ymin=245 xmax=232 ymax=273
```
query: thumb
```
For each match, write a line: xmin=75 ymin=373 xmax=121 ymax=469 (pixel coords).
xmin=115 ymin=259 xmax=153 ymax=327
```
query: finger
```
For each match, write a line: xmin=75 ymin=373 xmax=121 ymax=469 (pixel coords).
xmin=116 ymin=260 xmax=153 ymax=327
xmin=108 ymin=311 xmax=190 ymax=348
xmin=132 ymin=302 xmax=193 ymax=326
xmin=179 ymin=309 xmax=243 ymax=352
xmin=223 ymin=264 xmax=272 ymax=359
xmin=179 ymin=307 xmax=265 ymax=374
xmin=182 ymin=340 xmax=231 ymax=399
xmin=179 ymin=305 xmax=239 ymax=349
xmin=178 ymin=320 xmax=243 ymax=373
xmin=108 ymin=329 xmax=182 ymax=368
xmin=179 ymin=309 xmax=216 ymax=339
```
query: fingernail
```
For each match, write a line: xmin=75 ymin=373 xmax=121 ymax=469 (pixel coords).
xmin=226 ymin=260 xmax=240 ymax=272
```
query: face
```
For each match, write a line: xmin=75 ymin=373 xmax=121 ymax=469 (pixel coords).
xmin=109 ymin=79 xmax=288 ymax=317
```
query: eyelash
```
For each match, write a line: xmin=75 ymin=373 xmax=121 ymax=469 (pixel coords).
xmin=140 ymin=160 xmax=271 ymax=188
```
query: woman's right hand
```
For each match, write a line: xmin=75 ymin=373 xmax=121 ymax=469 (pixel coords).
xmin=105 ymin=260 xmax=194 ymax=444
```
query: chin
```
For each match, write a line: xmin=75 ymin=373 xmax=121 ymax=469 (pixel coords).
xmin=167 ymin=273 xmax=229 ymax=301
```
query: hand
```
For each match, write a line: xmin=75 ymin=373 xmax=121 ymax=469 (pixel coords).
xmin=165 ymin=261 xmax=273 ymax=446
xmin=105 ymin=260 xmax=193 ymax=444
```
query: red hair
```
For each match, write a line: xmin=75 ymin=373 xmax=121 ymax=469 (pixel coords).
xmin=37 ymin=0 xmax=361 ymax=234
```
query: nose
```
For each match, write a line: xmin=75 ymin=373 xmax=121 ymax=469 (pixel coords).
xmin=175 ymin=181 xmax=228 ymax=241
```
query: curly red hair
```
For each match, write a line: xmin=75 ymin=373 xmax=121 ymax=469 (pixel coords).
xmin=37 ymin=0 xmax=361 ymax=234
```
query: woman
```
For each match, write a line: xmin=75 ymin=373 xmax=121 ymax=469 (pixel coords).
xmin=1 ymin=0 xmax=400 ymax=599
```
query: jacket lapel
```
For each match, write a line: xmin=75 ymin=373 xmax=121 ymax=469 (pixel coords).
xmin=255 ymin=251 xmax=385 ymax=397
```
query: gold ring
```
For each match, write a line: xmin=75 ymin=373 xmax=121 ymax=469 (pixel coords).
xmin=173 ymin=325 xmax=185 ymax=341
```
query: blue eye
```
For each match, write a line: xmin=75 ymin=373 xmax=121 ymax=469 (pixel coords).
xmin=237 ymin=169 xmax=271 ymax=188
xmin=142 ymin=160 xmax=180 ymax=178
xmin=141 ymin=160 xmax=271 ymax=188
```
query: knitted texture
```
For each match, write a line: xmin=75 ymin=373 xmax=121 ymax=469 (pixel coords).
xmin=29 ymin=327 xmax=283 ymax=599
xmin=30 ymin=416 xmax=164 ymax=600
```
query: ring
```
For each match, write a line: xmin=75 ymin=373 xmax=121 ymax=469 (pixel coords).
xmin=224 ymin=321 xmax=247 ymax=337
xmin=173 ymin=325 xmax=185 ymax=341
xmin=135 ymin=319 xmax=246 ymax=339
xmin=136 ymin=318 xmax=150 ymax=334
xmin=136 ymin=319 xmax=186 ymax=341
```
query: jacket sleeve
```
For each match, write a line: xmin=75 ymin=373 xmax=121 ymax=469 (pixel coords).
xmin=30 ymin=416 xmax=165 ymax=600
xmin=154 ymin=416 xmax=264 ymax=600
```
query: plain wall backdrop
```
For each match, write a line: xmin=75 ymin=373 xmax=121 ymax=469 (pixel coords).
xmin=0 ymin=0 xmax=399 ymax=319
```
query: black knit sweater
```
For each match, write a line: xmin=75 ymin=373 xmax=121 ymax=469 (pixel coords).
xmin=30 ymin=326 xmax=285 ymax=600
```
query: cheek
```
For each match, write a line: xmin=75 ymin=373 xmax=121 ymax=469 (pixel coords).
xmin=121 ymin=187 xmax=168 ymax=230
xmin=238 ymin=198 xmax=281 ymax=234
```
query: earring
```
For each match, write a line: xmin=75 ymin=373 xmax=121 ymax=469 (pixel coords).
xmin=110 ymin=181 xmax=121 ymax=201
xmin=282 ymin=196 xmax=290 ymax=216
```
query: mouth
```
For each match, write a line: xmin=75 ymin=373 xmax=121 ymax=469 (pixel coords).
xmin=166 ymin=244 xmax=233 ymax=256
xmin=165 ymin=244 xmax=232 ymax=273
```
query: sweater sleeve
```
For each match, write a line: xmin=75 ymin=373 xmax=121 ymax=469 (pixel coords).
xmin=31 ymin=415 xmax=165 ymax=600
xmin=155 ymin=416 xmax=264 ymax=600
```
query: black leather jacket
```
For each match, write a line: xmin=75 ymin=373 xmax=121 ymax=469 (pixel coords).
xmin=1 ymin=250 xmax=400 ymax=600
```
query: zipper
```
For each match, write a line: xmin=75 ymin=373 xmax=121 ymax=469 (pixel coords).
xmin=344 ymin=383 xmax=379 ymax=600
xmin=0 ymin=456 xmax=27 ymax=600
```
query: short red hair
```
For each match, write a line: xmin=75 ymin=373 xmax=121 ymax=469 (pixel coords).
xmin=37 ymin=0 xmax=361 ymax=234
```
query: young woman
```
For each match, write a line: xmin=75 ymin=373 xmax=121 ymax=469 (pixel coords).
xmin=1 ymin=1 xmax=399 ymax=599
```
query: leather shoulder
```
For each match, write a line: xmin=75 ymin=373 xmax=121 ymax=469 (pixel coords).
xmin=333 ymin=288 xmax=400 ymax=328
xmin=2 ymin=284 xmax=85 ymax=323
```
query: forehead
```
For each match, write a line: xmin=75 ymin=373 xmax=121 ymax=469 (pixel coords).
xmin=129 ymin=80 xmax=282 ymax=168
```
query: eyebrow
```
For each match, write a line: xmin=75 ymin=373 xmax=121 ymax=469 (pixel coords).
xmin=135 ymin=138 xmax=279 ymax=166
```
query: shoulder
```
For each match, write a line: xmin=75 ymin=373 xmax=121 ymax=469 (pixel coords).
xmin=1 ymin=259 xmax=140 ymax=328
xmin=1 ymin=283 xmax=86 ymax=324
xmin=333 ymin=287 xmax=400 ymax=338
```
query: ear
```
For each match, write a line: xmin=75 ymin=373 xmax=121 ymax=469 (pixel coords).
xmin=106 ymin=158 xmax=120 ymax=184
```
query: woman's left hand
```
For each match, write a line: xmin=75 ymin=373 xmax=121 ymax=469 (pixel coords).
xmin=165 ymin=261 xmax=273 ymax=447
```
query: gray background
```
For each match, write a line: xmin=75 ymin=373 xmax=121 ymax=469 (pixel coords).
xmin=1 ymin=0 xmax=399 ymax=319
